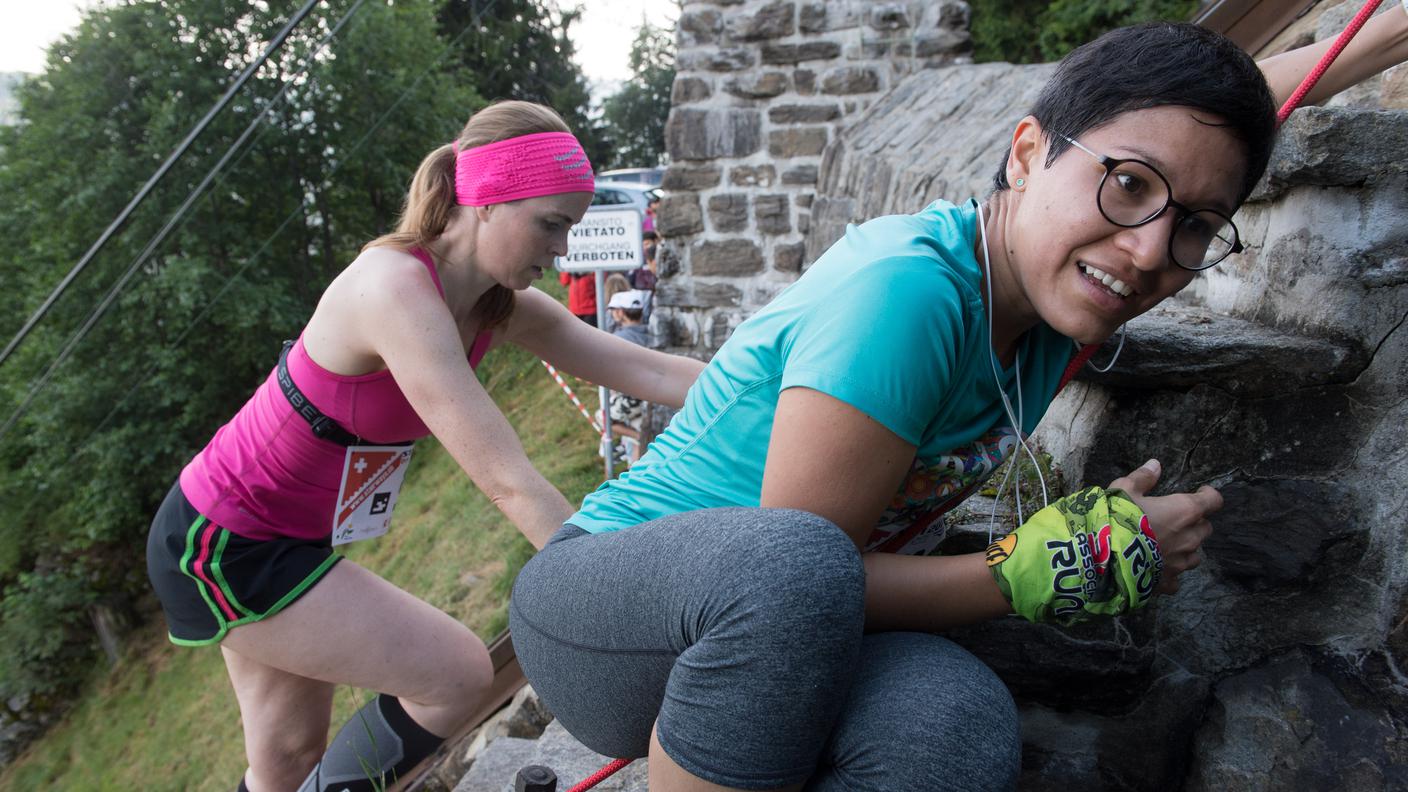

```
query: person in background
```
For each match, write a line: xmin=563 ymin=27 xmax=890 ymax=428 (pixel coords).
xmin=557 ymin=270 xmax=597 ymax=326
xmin=633 ymin=230 xmax=658 ymax=293
xmin=605 ymin=289 xmax=652 ymax=465
xmin=642 ymin=193 xmax=659 ymax=235
xmin=608 ymin=289 xmax=650 ymax=348
xmin=601 ymin=272 xmax=633 ymax=333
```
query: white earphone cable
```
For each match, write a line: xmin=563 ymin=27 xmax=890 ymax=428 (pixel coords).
xmin=976 ymin=201 xmax=1050 ymax=538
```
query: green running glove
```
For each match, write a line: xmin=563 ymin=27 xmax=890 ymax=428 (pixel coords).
xmin=986 ymin=486 xmax=1163 ymax=625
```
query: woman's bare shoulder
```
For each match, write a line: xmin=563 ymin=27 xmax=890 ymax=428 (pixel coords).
xmin=330 ymin=246 xmax=439 ymax=308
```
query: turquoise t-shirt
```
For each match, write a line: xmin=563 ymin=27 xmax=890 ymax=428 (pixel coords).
xmin=571 ymin=199 xmax=1075 ymax=554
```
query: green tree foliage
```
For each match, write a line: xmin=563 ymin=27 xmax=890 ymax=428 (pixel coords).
xmin=0 ymin=0 xmax=582 ymax=712
xmin=599 ymin=19 xmax=675 ymax=169
xmin=970 ymin=0 xmax=1203 ymax=64
xmin=437 ymin=0 xmax=610 ymax=169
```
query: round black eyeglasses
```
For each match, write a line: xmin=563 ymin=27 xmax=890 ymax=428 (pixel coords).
xmin=1058 ymin=134 xmax=1243 ymax=271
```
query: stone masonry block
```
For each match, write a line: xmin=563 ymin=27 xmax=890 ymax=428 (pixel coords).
xmin=774 ymin=241 xmax=806 ymax=272
xmin=798 ymin=1 xmax=862 ymax=32
xmin=730 ymin=165 xmax=777 ymax=187
xmin=695 ymin=282 xmax=744 ymax=307
xmin=867 ymin=2 xmax=911 ymax=30
xmin=656 ymin=195 xmax=704 ymax=237
xmin=677 ymin=8 xmax=722 ymax=47
xmin=856 ymin=39 xmax=893 ymax=59
xmin=782 ymin=164 xmax=819 ymax=185
xmin=662 ymin=163 xmax=722 ymax=191
xmin=709 ymin=314 xmax=733 ymax=349
xmin=724 ymin=71 xmax=790 ymax=99
xmin=677 ymin=46 xmax=754 ymax=72
xmin=761 ymin=40 xmax=842 ymax=65
xmin=769 ymin=127 xmax=828 ymax=158
xmin=666 ymin=108 xmax=762 ymax=160
xmin=657 ymin=282 xmax=744 ymax=308
xmin=938 ymin=1 xmax=972 ymax=30
xmin=755 ymin=194 xmax=791 ymax=235
xmin=671 ymin=76 xmax=713 ymax=104
xmin=768 ymin=103 xmax=841 ymax=123
xmin=691 ymin=239 xmax=764 ymax=276
xmin=821 ymin=65 xmax=880 ymax=94
xmin=707 ymin=193 xmax=750 ymax=232
xmin=913 ymin=29 xmax=971 ymax=58
xmin=794 ymin=69 xmax=817 ymax=94
xmin=657 ymin=241 xmax=682 ymax=278
xmin=725 ymin=0 xmax=796 ymax=41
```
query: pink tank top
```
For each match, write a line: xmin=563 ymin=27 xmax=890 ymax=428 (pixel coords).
xmin=180 ymin=249 xmax=493 ymax=541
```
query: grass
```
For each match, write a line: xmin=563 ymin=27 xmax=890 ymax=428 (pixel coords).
xmin=0 ymin=284 xmax=609 ymax=791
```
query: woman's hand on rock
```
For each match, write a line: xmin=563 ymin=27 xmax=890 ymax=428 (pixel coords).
xmin=1108 ymin=459 xmax=1221 ymax=595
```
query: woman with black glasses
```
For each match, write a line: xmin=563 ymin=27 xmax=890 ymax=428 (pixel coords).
xmin=510 ymin=18 xmax=1404 ymax=792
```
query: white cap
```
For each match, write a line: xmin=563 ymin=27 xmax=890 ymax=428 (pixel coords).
xmin=607 ymin=289 xmax=649 ymax=310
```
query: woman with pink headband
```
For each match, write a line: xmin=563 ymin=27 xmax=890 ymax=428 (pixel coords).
xmin=145 ymin=101 xmax=703 ymax=792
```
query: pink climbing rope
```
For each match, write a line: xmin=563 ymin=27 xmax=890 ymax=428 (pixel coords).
xmin=565 ymin=758 xmax=633 ymax=792
xmin=1277 ymin=0 xmax=1384 ymax=125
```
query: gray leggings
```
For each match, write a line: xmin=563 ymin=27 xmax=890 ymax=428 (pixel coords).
xmin=509 ymin=508 xmax=1020 ymax=791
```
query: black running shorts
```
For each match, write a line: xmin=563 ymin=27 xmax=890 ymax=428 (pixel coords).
xmin=146 ymin=482 xmax=341 ymax=646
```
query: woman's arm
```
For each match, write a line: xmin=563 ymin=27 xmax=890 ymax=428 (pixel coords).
xmin=761 ymin=388 xmax=1227 ymax=632
xmin=761 ymin=387 xmax=1014 ymax=631
xmin=1259 ymin=5 xmax=1408 ymax=108
xmin=502 ymin=287 xmax=704 ymax=408
xmin=345 ymin=257 xmax=572 ymax=548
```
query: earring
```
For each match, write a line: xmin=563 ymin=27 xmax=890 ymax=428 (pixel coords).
xmin=1014 ymin=178 xmax=1025 ymax=188
xmin=1088 ymin=323 xmax=1127 ymax=373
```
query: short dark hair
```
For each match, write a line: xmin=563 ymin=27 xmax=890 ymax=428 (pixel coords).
xmin=993 ymin=22 xmax=1277 ymax=205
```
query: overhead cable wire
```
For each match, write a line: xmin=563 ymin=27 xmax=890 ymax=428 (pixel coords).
xmin=0 ymin=0 xmax=325 ymax=370
xmin=0 ymin=0 xmax=370 ymax=443
xmin=45 ymin=0 xmax=507 ymax=462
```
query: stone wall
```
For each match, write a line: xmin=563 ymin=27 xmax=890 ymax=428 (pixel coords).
xmin=653 ymin=0 xmax=973 ymax=354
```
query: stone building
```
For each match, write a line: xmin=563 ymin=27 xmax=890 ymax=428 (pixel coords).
xmin=653 ymin=0 xmax=974 ymax=352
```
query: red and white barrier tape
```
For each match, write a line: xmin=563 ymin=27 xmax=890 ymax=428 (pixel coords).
xmin=541 ymin=360 xmax=603 ymax=435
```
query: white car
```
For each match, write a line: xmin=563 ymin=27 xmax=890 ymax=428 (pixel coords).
xmin=590 ymin=182 xmax=659 ymax=215
xmin=597 ymin=167 xmax=665 ymax=187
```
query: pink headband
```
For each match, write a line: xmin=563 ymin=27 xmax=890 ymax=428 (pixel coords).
xmin=453 ymin=131 xmax=595 ymax=206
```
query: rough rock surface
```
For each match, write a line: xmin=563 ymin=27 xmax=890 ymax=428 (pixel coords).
xmin=451 ymin=720 xmax=647 ymax=792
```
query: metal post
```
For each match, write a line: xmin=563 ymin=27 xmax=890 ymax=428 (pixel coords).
xmin=595 ymin=268 xmax=614 ymax=479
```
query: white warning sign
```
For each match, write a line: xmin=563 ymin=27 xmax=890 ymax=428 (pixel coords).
xmin=557 ymin=208 xmax=643 ymax=273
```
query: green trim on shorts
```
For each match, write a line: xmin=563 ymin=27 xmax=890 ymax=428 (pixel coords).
xmin=209 ymin=529 xmax=254 ymax=619
xmin=167 ymin=554 xmax=343 ymax=648
xmin=177 ymin=514 xmax=227 ymax=637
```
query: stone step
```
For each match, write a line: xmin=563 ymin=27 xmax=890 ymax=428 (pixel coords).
xmin=453 ymin=720 xmax=647 ymax=792
xmin=1075 ymin=302 xmax=1365 ymax=394
xmin=1254 ymin=106 xmax=1408 ymax=201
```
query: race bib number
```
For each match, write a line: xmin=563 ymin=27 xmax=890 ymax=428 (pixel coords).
xmin=332 ymin=444 xmax=413 ymax=546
